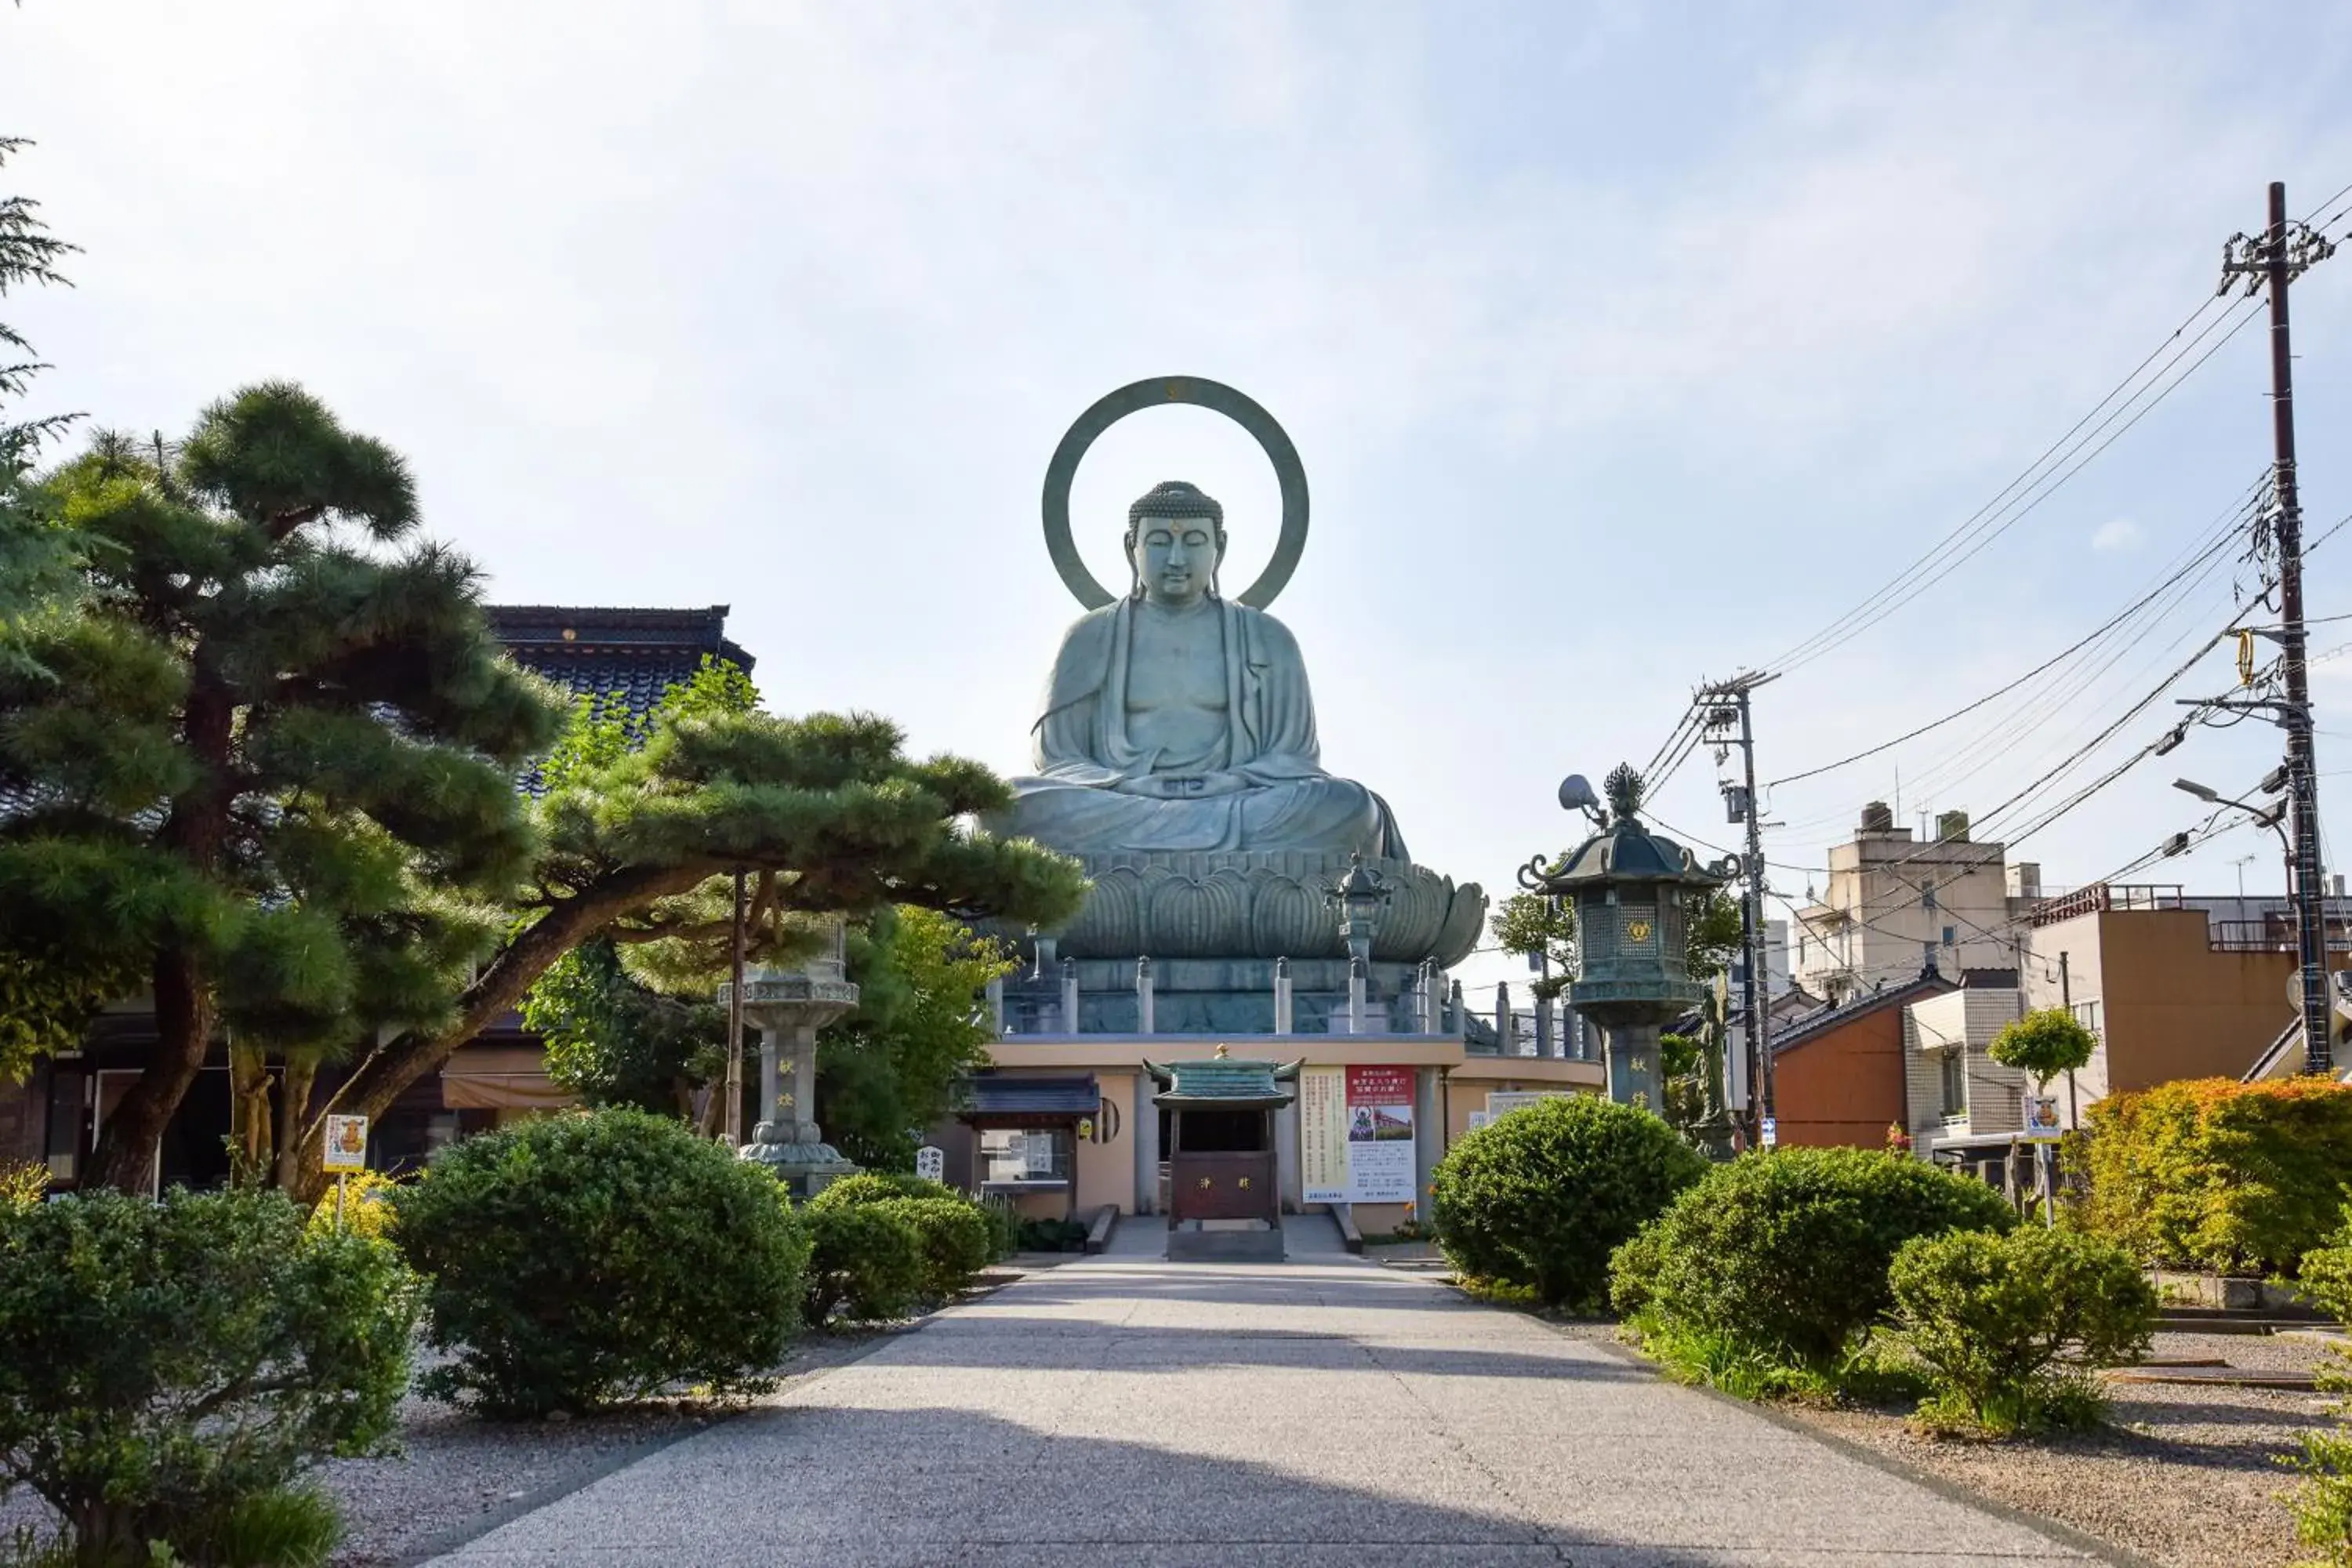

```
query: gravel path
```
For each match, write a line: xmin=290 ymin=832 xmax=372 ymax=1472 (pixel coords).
xmin=1769 ymin=1331 xmax=2341 ymax=1568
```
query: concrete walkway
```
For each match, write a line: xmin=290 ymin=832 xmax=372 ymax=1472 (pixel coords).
xmin=430 ymin=1217 xmax=2107 ymax=1566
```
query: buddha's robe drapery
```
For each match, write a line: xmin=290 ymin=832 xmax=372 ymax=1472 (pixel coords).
xmin=994 ymin=597 xmax=1409 ymax=858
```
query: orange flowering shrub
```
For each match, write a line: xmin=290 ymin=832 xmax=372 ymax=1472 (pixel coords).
xmin=2082 ymin=1076 xmax=2352 ymax=1276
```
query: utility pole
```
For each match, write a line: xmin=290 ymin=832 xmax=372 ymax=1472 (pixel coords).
xmin=1701 ymin=671 xmax=1780 ymax=1146
xmin=2223 ymin=181 xmax=2338 ymax=1074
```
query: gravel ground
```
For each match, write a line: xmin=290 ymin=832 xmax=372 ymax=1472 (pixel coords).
xmin=321 ymin=1332 xmax=890 ymax=1566
xmin=1773 ymin=1330 xmax=2341 ymax=1568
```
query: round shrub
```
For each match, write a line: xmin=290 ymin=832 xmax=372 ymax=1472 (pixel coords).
xmin=0 ymin=1188 xmax=413 ymax=1560
xmin=807 ymin=1170 xmax=963 ymax=1210
xmin=1430 ymin=1094 xmax=1708 ymax=1311
xmin=872 ymin=1196 xmax=994 ymax=1299
xmin=803 ymin=1203 xmax=927 ymax=1324
xmin=1889 ymin=1225 xmax=2155 ymax=1435
xmin=1616 ymin=1146 xmax=2014 ymax=1369
xmin=391 ymin=1108 xmax=809 ymax=1415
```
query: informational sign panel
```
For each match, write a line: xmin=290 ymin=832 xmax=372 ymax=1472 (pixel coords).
xmin=1345 ymin=1066 xmax=1416 ymax=1202
xmin=1301 ymin=1065 xmax=1417 ymax=1203
xmin=322 ymin=1114 xmax=368 ymax=1171
xmin=1299 ymin=1066 xmax=1349 ymax=1203
xmin=913 ymin=1145 xmax=946 ymax=1184
xmin=2022 ymin=1096 xmax=2062 ymax=1142
xmin=1759 ymin=1116 xmax=1778 ymax=1149
xmin=1466 ymin=1109 xmax=1493 ymax=1131
xmin=1022 ymin=1131 xmax=1057 ymax=1178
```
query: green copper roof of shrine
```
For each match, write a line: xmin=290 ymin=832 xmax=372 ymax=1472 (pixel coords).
xmin=1143 ymin=1055 xmax=1302 ymax=1108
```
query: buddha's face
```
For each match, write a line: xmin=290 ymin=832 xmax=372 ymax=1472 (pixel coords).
xmin=1130 ymin=514 xmax=1222 ymax=608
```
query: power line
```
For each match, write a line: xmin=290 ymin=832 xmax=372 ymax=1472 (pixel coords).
xmin=1769 ymin=489 xmax=2255 ymax=843
xmin=1768 ymin=295 xmax=2263 ymax=674
xmin=1766 ymin=477 xmax=2268 ymax=789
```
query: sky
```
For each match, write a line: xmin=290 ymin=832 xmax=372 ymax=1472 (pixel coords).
xmin=9 ymin=2 xmax=2352 ymax=1009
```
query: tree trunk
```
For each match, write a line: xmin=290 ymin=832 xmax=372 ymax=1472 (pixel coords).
xmin=286 ymin=862 xmax=710 ymax=1203
xmin=274 ymin=1057 xmax=318 ymax=1194
xmin=227 ymin=1039 xmax=273 ymax=1183
xmin=86 ymin=677 xmax=235 ymax=1194
xmin=85 ymin=945 xmax=212 ymax=1193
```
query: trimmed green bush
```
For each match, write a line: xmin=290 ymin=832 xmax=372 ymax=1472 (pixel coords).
xmin=2082 ymin=1076 xmax=2352 ymax=1277
xmin=871 ymin=1196 xmax=993 ymax=1299
xmin=0 ymin=1188 xmax=412 ymax=1565
xmin=802 ymin=1203 xmax=927 ymax=1324
xmin=977 ymin=1194 xmax=1020 ymax=1259
xmin=391 ymin=1108 xmax=808 ymax=1415
xmin=1889 ymin=1225 xmax=2155 ymax=1435
xmin=806 ymin=1171 xmax=961 ymax=1210
xmin=2281 ymin=1204 xmax=2352 ymax=1563
xmin=1613 ymin=1146 xmax=2013 ymax=1371
xmin=1430 ymin=1094 xmax=1708 ymax=1312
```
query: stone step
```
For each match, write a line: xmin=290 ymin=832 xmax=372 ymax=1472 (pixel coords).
xmin=1167 ymin=1223 xmax=1287 ymax=1263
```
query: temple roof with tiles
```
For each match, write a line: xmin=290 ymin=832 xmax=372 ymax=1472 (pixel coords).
xmin=487 ymin=604 xmax=754 ymax=724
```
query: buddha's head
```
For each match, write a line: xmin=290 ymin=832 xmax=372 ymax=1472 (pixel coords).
xmin=1125 ymin=481 xmax=1225 ymax=608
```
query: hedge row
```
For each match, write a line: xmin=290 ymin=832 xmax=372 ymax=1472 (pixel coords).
xmin=2080 ymin=1076 xmax=2352 ymax=1277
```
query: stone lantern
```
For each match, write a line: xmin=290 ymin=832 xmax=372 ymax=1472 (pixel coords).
xmin=717 ymin=916 xmax=862 ymax=1196
xmin=1326 ymin=851 xmax=1393 ymax=1033
xmin=1517 ymin=764 xmax=1733 ymax=1109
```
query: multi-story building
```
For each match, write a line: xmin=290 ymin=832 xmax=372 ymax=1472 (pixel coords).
xmin=1791 ymin=803 xmax=2038 ymax=1004
xmin=2021 ymin=882 xmax=2351 ymax=1124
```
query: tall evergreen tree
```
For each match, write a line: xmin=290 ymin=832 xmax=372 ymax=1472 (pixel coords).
xmin=0 ymin=386 xmax=563 ymax=1191
xmin=0 ymin=136 xmax=84 ymax=678
xmin=6 ymin=384 xmax=1087 ymax=1198
xmin=299 ymin=693 xmax=1085 ymax=1200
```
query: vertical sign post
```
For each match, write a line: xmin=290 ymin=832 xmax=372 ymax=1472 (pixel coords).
xmin=321 ymin=1113 xmax=368 ymax=1233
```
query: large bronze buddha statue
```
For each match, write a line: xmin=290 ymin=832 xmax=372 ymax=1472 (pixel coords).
xmin=999 ymin=481 xmax=1407 ymax=860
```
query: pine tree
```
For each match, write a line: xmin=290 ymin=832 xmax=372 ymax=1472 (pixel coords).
xmin=0 ymin=387 xmax=564 ymax=1191
xmin=0 ymin=135 xmax=85 ymax=680
xmin=297 ymin=693 xmax=1086 ymax=1200
xmin=6 ymin=384 xmax=1088 ymax=1199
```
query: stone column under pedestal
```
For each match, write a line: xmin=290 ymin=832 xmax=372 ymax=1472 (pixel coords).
xmin=1605 ymin=1021 xmax=1663 ymax=1112
xmin=730 ymin=953 xmax=861 ymax=1198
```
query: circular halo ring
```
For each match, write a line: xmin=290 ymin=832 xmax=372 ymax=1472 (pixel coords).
xmin=1040 ymin=376 xmax=1308 ymax=610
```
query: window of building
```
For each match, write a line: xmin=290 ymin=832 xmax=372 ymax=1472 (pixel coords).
xmin=1939 ymin=1050 xmax=1966 ymax=1120
xmin=980 ymin=1127 xmax=1071 ymax=1185
xmin=2071 ymin=998 xmax=2102 ymax=1036
xmin=1943 ymin=925 xmax=1957 ymax=948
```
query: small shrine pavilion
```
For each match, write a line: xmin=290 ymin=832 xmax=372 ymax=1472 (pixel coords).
xmin=1145 ymin=1048 xmax=1299 ymax=1261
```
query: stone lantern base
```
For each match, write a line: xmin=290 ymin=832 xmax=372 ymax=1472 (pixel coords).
xmin=738 ymin=1119 xmax=858 ymax=1200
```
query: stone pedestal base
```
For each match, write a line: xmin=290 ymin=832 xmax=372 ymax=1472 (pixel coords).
xmin=738 ymin=1120 xmax=858 ymax=1200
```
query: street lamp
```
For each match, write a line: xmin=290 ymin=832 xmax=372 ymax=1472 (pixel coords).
xmin=2172 ymin=777 xmax=2291 ymax=856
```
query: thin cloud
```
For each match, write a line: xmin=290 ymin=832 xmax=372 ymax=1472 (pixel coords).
xmin=2092 ymin=517 xmax=2145 ymax=552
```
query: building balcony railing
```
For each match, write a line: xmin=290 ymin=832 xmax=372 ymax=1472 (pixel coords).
xmin=2030 ymin=883 xmax=2183 ymax=927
